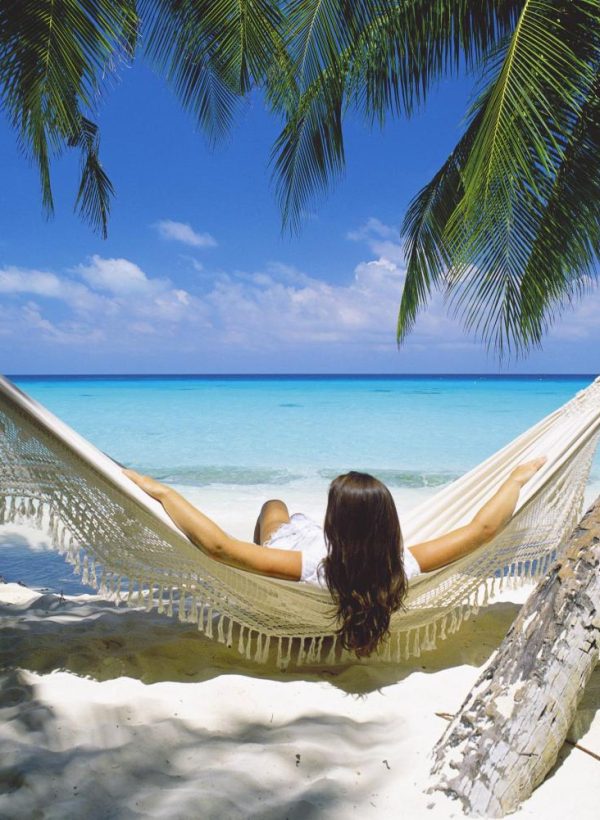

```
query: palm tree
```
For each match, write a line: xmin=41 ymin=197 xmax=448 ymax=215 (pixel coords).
xmin=271 ymin=1 xmax=600 ymax=355
xmin=0 ymin=0 xmax=283 ymax=237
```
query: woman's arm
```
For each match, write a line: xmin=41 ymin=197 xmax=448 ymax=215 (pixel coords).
xmin=408 ymin=457 xmax=546 ymax=573
xmin=123 ymin=470 xmax=301 ymax=581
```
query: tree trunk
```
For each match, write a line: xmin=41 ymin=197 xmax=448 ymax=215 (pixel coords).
xmin=429 ymin=496 xmax=600 ymax=817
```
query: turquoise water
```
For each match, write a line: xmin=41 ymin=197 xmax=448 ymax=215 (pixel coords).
xmin=2 ymin=374 xmax=599 ymax=593
xmin=9 ymin=374 xmax=598 ymax=485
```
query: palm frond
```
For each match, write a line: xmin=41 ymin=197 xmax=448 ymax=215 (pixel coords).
xmin=349 ymin=0 xmax=524 ymax=124
xmin=141 ymin=0 xmax=284 ymax=143
xmin=0 ymin=0 xmax=136 ymax=232
xmin=442 ymin=0 xmax=600 ymax=355
xmin=397 ymin=98 xmax=489 ymax=342
xmin=516 ymin=77 xmax=600 ymax=345
xmin=284 ymin=0 xmax=376 ymax=89
xmin=70 ymin=115 xmax=114 ymax=239
xmin=200 ymin=0 xmax=283 ymax=92
xmin=140 ymin=0 xmax=237 ymax=143
xmin=271 ymin=56 xmax=347 ymax=232
xmin=272 ymin=0 xmax=525 ymax=230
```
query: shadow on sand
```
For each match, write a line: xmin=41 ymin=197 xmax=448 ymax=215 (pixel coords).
xmin=0 ymin=583 xmax=524 ymax=693
xmin=1 ymin=582 xmax=598 ymax=818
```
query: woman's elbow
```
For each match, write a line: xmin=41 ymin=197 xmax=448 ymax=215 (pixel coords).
xmin=188 ymin=531 xmax=228 ymax=558
xmin=471 ymin=520 xmax=497 ymax=544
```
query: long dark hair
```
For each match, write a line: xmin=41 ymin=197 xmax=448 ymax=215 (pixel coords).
xmin=322 ymin=471 xmax=408 ymax=657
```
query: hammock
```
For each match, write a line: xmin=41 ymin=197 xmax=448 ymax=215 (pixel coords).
xmin=1 ymin=375 xmax=599 ymax=668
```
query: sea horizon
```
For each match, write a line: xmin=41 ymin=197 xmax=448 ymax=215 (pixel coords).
xmin=7 ymin=372 xmax=598 ymax=380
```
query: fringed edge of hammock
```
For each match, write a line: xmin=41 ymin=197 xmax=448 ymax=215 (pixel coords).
xmin=0 ymin=490 xmax=559 ymax=671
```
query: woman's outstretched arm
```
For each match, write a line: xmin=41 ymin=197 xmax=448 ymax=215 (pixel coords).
xmin=123 ymin=469 xmax=301 ymax=581
xmin=408 ymin=457 xmax=546 ymax=573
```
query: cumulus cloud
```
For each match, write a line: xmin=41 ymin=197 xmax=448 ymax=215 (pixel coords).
xmin=76 ymin=255 xmax=162 ymax=296
xmin=346 ymin=217 xmax=398 ymax=243
xmin=345 ymin=218 xmax=600 ymax=350
xmin=0 ymin=266 xmax=63 ymax=298
xmin=347 ymin=217 xmax=405 ymax=264
xmin=0 ymin=221 xmax=469 ymax=360
xmin=0 ymin=265 xmax=108 ymax=313
xmin=197 ymin=238 xmax=466 ymax=353
xmin=204 ymin=259 xmax=403 ymax=347
xmin=154 ymin=220 xmax=217 ymax=248
xmin=20 ymin=302 xmax=106 ymax=345
xmin=0 ymin=258 xmax=200 ymax=347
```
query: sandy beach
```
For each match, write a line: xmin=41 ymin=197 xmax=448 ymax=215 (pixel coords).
xmin=1 ymin=570 xmax=598 ymax=819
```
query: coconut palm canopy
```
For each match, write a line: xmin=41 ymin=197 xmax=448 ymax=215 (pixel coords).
xmin=0 ymin=0 xmax=284 ymax=236
xmin=1 ymin=1 xmax=599 ymax=355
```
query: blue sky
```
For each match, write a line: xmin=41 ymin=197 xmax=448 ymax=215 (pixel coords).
xmin=0 ymin=60 xmax=598 ymax=375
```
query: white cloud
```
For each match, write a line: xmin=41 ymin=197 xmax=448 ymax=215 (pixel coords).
xmin=347 ymin=217 xmax=405 ymax=263
xmin=76 ymin=255 xmax=160 ymax=296
xmin=200 ymin=247 xmax=465 ymax=351
xmin=0 ymin=265 xmax=108 ymax=313
xmin=546 ymin=282 xmax=600 ymax=342
xmin=347 ymin=217 xmax=399 ymax=243
xmin=0 ymin=267 xmax=62 ymax=298
xmin=0 ymin=258 xmax=200 ymax=345
xmin=347 ymin=218 xmax=600 ymax=350
xmin=0 ymin=225 xmax=467 ymax=359
xmin=20 ymin=302 xmax=106 ymax=345
xmin=181 ymin=255 xmax=205 ymax=273
xmin=154 ymin=220 xmax=217 ymax=248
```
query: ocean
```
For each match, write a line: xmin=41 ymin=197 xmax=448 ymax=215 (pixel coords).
xmin=1 ymin=374 xmax=599 ymax=594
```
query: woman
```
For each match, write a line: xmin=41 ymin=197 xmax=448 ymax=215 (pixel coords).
xmin=124 ymin=456 xmax=545 ymax=657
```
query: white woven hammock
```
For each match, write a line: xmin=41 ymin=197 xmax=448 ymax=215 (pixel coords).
xmin=1 ymin=375 xmax=599 ymax=668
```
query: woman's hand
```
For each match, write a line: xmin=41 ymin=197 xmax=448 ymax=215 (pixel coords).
xmin=509 ymin=456 xmax=547 ymax=488
xmin=123 ymin=469 xmax=171 ymax=501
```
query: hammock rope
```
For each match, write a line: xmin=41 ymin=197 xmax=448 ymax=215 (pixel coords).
xmin=1 ymin=375 xmax=599 ymax=668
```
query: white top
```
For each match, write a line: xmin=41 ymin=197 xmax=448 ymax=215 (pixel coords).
xmin=265 ymin=513 xmax=422 ymax=587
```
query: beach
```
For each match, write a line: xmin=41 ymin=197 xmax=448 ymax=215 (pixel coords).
xmin=1 ymin=576 xmax=598 ymax=819
xmin=1 ymin=375 xmax=599 ymax=818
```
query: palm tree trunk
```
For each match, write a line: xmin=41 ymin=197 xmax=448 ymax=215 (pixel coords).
xmin=429 ymin=495 xmax=600 ymax=816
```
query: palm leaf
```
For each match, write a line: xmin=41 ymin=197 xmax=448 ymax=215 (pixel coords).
xmin=200 ymin=0 xmax=283 ymax=92
xmin=271 ymin=55 xmax=347 ymax=232
xmin=349 ymin=0 xmax=524 ymax=124
xmin=141 ymin=0 xmax=284 ymax=143
xmin=516 ymin=77 xmax=600 ymax=345
xmin=272 ymin=0 xmax=524 ymax=230
xmin=285 ymin=0 xmax=376 ymax=88
xmin=0 ymin=0 xmax=136 ymax=232
xmin=70 ymin=115 xmax=114 ymax=239
xmin=442 ymin=0 xmax=599 ymax=354
xmin=140 ymin=0 xmax=238 ymax=143
xmin=397 ymin=97 xmax=490 ymax=342
xmin=398 ymin=0 xmax=600 ymax=355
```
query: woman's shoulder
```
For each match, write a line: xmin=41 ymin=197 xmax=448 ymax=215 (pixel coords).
xmin=405 ymin=547 xmax=422 ymax=580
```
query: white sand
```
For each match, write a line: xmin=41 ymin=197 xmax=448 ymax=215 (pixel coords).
xmin=1 ymin=577 xmax=598 ymax=819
